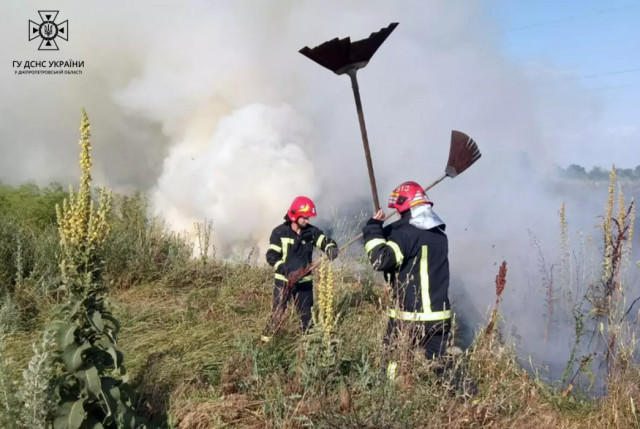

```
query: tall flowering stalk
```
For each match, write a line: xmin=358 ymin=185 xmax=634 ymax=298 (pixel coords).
xmin=601 ymin=167 xmax=616 ymax=290
xmin=595 ymin=166 xmax=635 ymax=303
xmin=55 ymin=110 xmax=112 ymax=290
xmin=46 ymin=110 xmax=146 ymax=428
xmin=315 ymin=258 xmax=338 ymax=366
xmin=585 ymin=166 xmax=636 ymax=376
xmin=621 ymin=193 xmax=635 ymax=268
xmin=485 ymin=261 xmax=507 ymax=337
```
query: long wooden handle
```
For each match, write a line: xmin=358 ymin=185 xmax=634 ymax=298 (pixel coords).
xmin=347 ymin=68 xmax=381 ymax=211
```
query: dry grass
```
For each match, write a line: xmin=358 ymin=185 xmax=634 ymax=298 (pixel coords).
xmin=103 ymin=263 xmax=639 ymax=428
xmin=2 ymin=176 xmax=640 ymax=428
xmin=2 ymin=254 xmax=640 ymax=428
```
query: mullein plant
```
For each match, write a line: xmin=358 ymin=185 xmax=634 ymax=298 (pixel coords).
xmin=600 ymin=167 xmax=616 ymax=299
xmin=312 ymin=258 xmax=340 ymax=367
xmin=598 ymin=166 xmax=635 ymax=304
xmin=560 ymin=168 xmax=637 ymax=393
xmin=55 ymin=109 xmax=112 ymax=285
xmin=605 ymin=177 xmax=635 ymax=373
xmin=619 ymin=186 xmax=635 ymax=270
xmin=559 ymin=202 xmax=572 ymax=310
xmin=586 ymin=166 xmax=636 ymax=375
xmin=44 ymin=110 xmax=147 ymax=428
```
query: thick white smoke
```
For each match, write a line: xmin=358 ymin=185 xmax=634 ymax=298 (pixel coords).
xmin=150 ymin=103 xmax=319 ymax=258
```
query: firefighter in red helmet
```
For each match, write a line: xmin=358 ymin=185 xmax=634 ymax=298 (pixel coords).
xmin=362 ymin=181 xmax=451 ymax=380
xmin=262 ymin=196 xmax=338 ymax=342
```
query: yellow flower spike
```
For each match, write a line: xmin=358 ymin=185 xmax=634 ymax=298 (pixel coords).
xmin=324 ymin=261 xmax=334 ymax=363
xmin=326 ymin=261 xmax=334 ymax=324
xmin=314 ymin=257 xmax=337 ymax=366
xmin=55 ymin=109 xmax=112 ymax=285
xmin=601 ymin=166 xmax=616 ymax=285
xmin=605 ymin=167 xmax=615 ymax=239
xmin=617 ymin=186 xmax=625 ymax=234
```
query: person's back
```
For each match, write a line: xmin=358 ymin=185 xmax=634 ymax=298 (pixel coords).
xmin=378 ymin=217 xmax=450 ymax=321
xmin=362 ymin=181 xmax=452 ymax=379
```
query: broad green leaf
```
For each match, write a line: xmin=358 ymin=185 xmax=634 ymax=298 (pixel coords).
xmin=47 ymin=319 xmax=67 ymax=331
xmin=63 ymin=342 xmax=91 ymax=371
xmin=104 ymin=327 xmax=117 ymax=345
xmin=51 ymin=303 xmax=67 ymax=315
xmin=89 ymin=311 xmax=104 ymax=332
xmin=53 ymin=399 xmax=85 ymax=429
xmin=101 ymin=376 xmax=121 ymax=402
xmin=100 ymin=377 xmax=120 ymax=425
xmin=55 ymin=297 xmax=82 ymax=319
xmin=77 ymin=365 xmax=101 ymax=398
xmin=104 ymin=344 xmax=123 ymax=370
xmin=119 ymin=382 xmax=137 ymax=407
xmin=121 ymin=409 xmax=136 ymax=429
xmin=102 ymin=313 xmax=121 ymax=336
xmin=85 ymin=414 xmax=105 ymax=429
xmin=68 ymin=297 xmax=82 ymax=316
xmin=53 ymin=322 xmax=77 ymax=350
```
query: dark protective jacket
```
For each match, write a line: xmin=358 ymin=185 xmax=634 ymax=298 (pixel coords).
xmin=266 ymin=221 xmax=337 ymax=291
xmin=362 ymin=212 xmax=451 ymax=322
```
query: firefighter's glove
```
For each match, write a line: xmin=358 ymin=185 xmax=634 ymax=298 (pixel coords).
xmin=363 ymin=217 xmax=384 ymax=237
xmin=366 ymin=217 xmax=384 ymax=226
xmin=325 ymin=245 xmax=338 ymax=261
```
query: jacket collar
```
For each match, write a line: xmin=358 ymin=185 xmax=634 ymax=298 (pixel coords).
xmin=409 ymin=204 xmax=445 ymax=231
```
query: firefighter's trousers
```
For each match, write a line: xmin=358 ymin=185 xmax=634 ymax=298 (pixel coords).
xmin=273 ymin=283 xmax=314 ymax=332
xmin=382 ymin=318 xmax=450 ymax=380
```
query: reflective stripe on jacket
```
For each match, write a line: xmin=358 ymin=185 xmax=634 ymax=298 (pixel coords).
xmin=266 ymin=221 xmax=336 ymax=288
xmin=362 ymin=214 xmax=451 ymax=322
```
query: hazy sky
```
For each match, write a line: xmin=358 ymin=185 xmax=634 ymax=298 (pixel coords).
xmin=489 ymin=0 xmax=639 ymax=167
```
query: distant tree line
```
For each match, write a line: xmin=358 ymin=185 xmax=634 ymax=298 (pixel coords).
xmin=557 ymin=165 xmax=640 ymax=181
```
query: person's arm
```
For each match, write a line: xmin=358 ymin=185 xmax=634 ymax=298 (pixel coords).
xmin=362 ymin=210 xmax=404 ymax=271
xmin=266 ymin=229 xmax=284 ymax=271
xmin=311 ymin=226 xmax=338 ymax=260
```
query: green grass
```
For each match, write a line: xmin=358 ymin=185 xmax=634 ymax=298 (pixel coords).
xmin=2 ymin=252 xmax=638 ymax=428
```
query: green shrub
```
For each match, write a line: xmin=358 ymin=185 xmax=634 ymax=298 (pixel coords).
xmin=102 ymin=193 xmax=192 ymax=289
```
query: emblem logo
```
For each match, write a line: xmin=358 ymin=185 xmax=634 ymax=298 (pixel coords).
xmin=29 ymin=11 xmax=68 ymax=51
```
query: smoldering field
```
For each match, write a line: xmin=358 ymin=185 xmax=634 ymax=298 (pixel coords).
xmin=2 ymin=0 xmax=639 ymax=389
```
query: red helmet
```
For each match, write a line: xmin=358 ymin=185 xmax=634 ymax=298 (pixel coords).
xmin=388 ymin=181 xmax=431 ymax=213
xmin=287 ymin=196 xmax=317 ymax=222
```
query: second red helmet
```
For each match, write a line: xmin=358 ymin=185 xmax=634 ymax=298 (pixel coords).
xmin=287 ymin=196 xmax=317 ymax=222
xmin=387 ymin=181 xmax=431 ymax=213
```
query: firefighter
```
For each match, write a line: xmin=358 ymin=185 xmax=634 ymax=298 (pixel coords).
xmin=262 ymin=196 xmax=338 ymax=342
xmin=362 ymin=181 xmax=451 ymax=380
